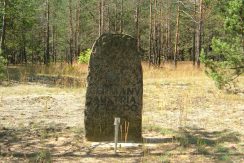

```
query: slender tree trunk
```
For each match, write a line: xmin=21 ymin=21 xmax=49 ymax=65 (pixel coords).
xmin=192 ymin=32 xmax=196 ymax=65
xmin=76 ymin=0 xmax=81 ymax=56
xmin=240 ymin=8 xmax=244 ymax=51
xmin=153 ymin=0 xmax=157 ymax=65
xmin=196 ymin=0 xmax=203 ymax=68
xmin=155 ymin=0 xmax=161 ymax=66
xmin=99 ymin=0 xmax=104 ymax=36
xmin=242 ymin=33 xmax=244 ymax=53
xmin=115 ymin=0 xmax=118 ymax=32
xmin=99 ymin=0 xmax=102 ymax=35
xmin=45 ymin=0 xmax=50 ymax=64
xmin=0 ymin=0 xmax=7 ymax=58
xmin=165 ymin=17 xmax=168 ymax=61
xmin=69 ymin=0 xmax=74 ymax=65
xmin=43 ymin=25 xmax=46 ymax=64
xmin=102 ymin=0 xmax=104 ymax=33
xmin=174 ymin=2 xmax=180 ymax=68
xmin=23 ymin=38 xmax=27 ymax=64
xmin=149 ymin=0 xmax=153 ymax=66
xmin=51 ymin=2 xmax=57 ymax=64
xmin=31 ymin=49 xmax=34 ymax=64
xmin=65 ymin=48 xmax=68 ymax=63
xmin=160 ymin=6 xmax=163 ymax=65
xmin=166 ymin=0 xmax=172 ymax=62
xmin=240 ymin=6 xmax=244 ymax=51
xmin=74 ymin=8 xmax=77 ymax=58
xmin=31 ymin=31 xmax=34 ymax=64
xmin=120 ymin=0 xmax=124 ymax=33
xmin=20 ymin=47 xmax=23 ymax=64
xmin=52 ymin=25 xmax=56 ymax=63
xmin=136 ymin=0 xmax=140 ymax=51
xmin=192 ymin=0 xmax=196 ymax=66
xmin=108 ymin=6 xmax=111 ymax=32
xmin=21 ymin=22 xmax=27 ymax=64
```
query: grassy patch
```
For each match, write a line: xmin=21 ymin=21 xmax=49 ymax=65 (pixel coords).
xmin=218 ymin=153 xmax=231 ymax=162
xmin=35 ymin=149 xmax=52 ymax=163
xmin=215 ymin=144 xmax=230 ymax=153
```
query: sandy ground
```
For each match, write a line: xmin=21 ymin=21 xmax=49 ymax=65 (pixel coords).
xmin=0 ymin=85 xmax=84 ymax=129
xmin=0 ymin=78 xmax=244 ymax=162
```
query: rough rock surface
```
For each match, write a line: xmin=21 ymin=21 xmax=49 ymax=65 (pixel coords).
xmin=85 ymin=33 xmax=143 ymax=142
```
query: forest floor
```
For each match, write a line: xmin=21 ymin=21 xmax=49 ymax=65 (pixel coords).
xmin=0 ymin=63 xmax=244 ymax=163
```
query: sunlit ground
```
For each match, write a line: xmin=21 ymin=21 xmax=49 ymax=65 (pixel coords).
xmin=0 ymin=62 xmax=243 ymax=162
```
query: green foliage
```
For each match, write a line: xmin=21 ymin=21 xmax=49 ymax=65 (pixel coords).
xmin=201 ymin=38 xmax=244 ymax=89
xmin=218 ymin=154 xmax=231 ymax=161
xmin=36 ymin=149 xmax=52 ymax=163
xmin=225 ymin=0 xmax=244 ymax=35
xmin=0 ymin=0 xmax=243 ymax=66
xmin=78 ymin=49 xmax=91 ymax=64
xmin=202 ymin=0 xmax=244 ymax=89
xmin=0 ymin=54 xmax=7 ymax=80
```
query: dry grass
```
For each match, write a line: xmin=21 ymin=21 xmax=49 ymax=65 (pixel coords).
xmin=11 ymin=62 xmax=88 ymax=77
xmin=1 ymin=61 xmax=244 ymax=162
xmin=6 ymin=63 xmax=88 ymax=87
xmin=141 ymin=62 xmax=244 ymax=162
xmin=143 ymin=61 xmax=205 ymax=78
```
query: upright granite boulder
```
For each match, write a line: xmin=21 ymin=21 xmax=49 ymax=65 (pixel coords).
xmin=85 ymin=33 xmax=143 ymax=142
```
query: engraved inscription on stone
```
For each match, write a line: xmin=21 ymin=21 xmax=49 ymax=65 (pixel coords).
xmin=85 ymin=33 xmax=143 ymax=142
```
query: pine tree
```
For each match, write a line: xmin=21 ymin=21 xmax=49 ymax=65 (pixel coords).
xmin=202 ymin=0 xmax=244 ymax=89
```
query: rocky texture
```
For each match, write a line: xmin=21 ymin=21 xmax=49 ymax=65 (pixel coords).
xmin=85 ymin=33 xmax=143 ymax=142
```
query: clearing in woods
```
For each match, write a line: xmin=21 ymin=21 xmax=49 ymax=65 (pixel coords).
xmin=0 ymin=63 xmax=243 ymax=162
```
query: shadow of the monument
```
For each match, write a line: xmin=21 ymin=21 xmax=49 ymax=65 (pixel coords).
xmin=0 ymin=125 xmax=243 ymax=162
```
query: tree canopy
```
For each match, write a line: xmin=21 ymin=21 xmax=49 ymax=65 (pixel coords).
xmin=0 ymin=0 xmax=243 ymax=87
xmin=202 ymin=0 xmax=244 ymax=88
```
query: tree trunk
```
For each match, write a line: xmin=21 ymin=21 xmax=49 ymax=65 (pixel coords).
xmin=108 ymin=6 xmax=111 ymax=32
xmin=120 ymin=0 xmax=124 ymax=33
xmin=99 ymin=0 xmax=104 ymax=36
xmin=23 ymin=39 xmax=27 ymax=64
xmin=192 ymin=0 xmax=197 ymax=66
xmin=76 ymin=0 xmax=81 ymax=57
xmin=136 ymin=0 xmax=140 ymax=51
xmin=149 ymin=0 xmax=153 ymax=66
xmin=69 ymin=0 xmax=74 ymax=65
xmin=115 ymin=0 xmax=118 ymax=32
xmin=192 ymin=32 xmax=196 ymax=65
xmin=45 ymin=0 xmax=50 ymax=64
xmin=166 ymin=0 xmax=172 ymax=62
xmin=52 ymin=25 xmax=56 ymax=63
xmin=196 ymin=0 xmax=203 ymax=68
xmin=160 ymin=6 xmax=164 ymax=65
xmin=154 ymin=0 xmax=161 ymax=66
xmin=174 ymin=2 xmax=180 ymax=68
xmin=0 ymin=0 xmax=7 ymax=58
xmin=31 ymin=31 xmax=34 ymax=64
xmin=153 ymin=0 xmax=157 ymax=65
xmin=74 ymin=8 xmax=77 ymax=58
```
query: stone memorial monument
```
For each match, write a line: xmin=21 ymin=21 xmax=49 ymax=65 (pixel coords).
xmin=85 ymin=33 xmax=143 ymax=142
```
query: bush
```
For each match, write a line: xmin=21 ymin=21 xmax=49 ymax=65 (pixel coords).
xmin=201 ymin=0 xmax=244 ymax=89
xmin=0 ymin=55 xmax=6 ymax=80
xmin=201 ymin=38 xmax=244 ymax=89
xmin=78 ymin=49 xmax=91 ymax=64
